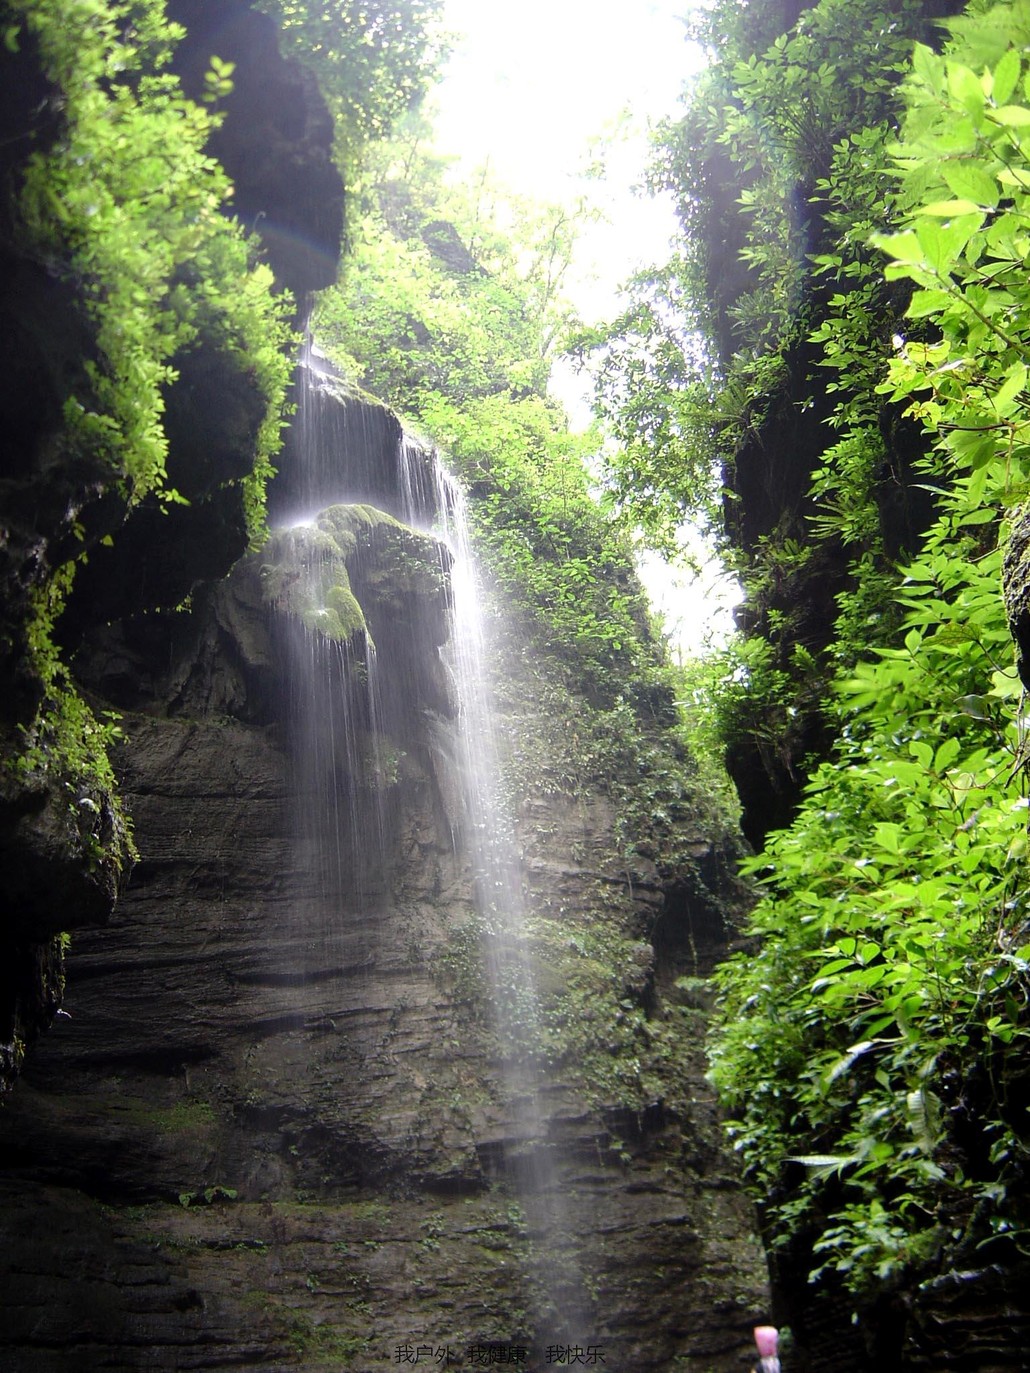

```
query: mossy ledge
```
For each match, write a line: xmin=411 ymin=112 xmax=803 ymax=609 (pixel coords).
xmin=257 ymin=503 xmax=451 ymax=648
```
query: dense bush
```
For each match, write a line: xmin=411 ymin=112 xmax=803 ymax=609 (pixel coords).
xmin=709 ymin=0 xmax=1030 ymax=1308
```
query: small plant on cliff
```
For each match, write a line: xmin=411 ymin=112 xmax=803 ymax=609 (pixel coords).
xmin=177 ymin=1184 xmax=238 ymax=1208
xmin=10 ymin=565 xmax=135 ymax=875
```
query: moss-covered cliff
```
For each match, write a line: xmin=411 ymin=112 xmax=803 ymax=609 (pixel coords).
xmin=0 ymin=374 xmax=770 ymax=1368
xmin=0 ymin=0 xmax=343 ymax=1092
xmin=0 ymin=4 xmax=777 ymax=1367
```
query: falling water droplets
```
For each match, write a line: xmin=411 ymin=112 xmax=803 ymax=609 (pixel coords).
xmin=277 ymin=340 xmax=593 ymax=1346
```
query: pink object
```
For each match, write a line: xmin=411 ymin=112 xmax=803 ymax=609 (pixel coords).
xmin=754 ymin=1326 xmax=779 ymax=1359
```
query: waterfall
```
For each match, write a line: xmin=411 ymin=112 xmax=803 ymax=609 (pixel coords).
xmin=287 ymin=622 xmax=388 ymax=933
xmin=428 ymin=466 xmax=594 ymax=1342
xmin=271 ymin=338 xmax=441 ymax=528
xmin=275 ymin=341 xmax=593 ymax=1345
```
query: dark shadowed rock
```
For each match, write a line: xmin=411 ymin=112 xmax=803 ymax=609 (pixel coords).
xmin=0 ymin=465 xmax=770 ymax=1368
xmin=1004 ymin=505 xmax=1030 ymax=690
xmin=168 ymin=0 xmax=344 ymax=297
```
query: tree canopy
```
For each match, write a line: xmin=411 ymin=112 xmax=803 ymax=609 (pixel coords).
xmin=312 ymin=136 xmax=666 ymax=702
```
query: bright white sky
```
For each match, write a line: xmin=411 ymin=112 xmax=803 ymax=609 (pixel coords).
xmin=433 ymin=0 xmax=701 ymax=319
xmin=431 ymin=0 xmax=739 ymax=649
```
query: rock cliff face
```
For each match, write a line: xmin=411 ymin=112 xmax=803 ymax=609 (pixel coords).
xmin=0 ymin=366 xmax=770 ymax=1369
xmin=166 ymin=0 xmax=343 ymax=297
xmin=0 ymin=0 xmax=343 ymax=1092
xmin=0 ymin=6 xmax=772 ymax=1362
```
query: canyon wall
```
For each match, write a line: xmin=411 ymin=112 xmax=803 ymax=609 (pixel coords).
xmin=0 ymin=6 xmax=773 ymax=1367
xmin=0 ymin=436 xmax=770 ymax=1370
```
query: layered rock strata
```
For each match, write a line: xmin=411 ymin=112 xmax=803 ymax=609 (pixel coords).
xmin=0 ymin=442 xmax=769 ymax=1368
xmin=0 ymin=0 xmax=343 ymax=1092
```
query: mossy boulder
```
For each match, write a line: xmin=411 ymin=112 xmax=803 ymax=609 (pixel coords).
xmin=258 ymin=504 xmax=451 ymax=650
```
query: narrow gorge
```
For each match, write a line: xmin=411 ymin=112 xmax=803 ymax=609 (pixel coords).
xmin=0 ymin=342 xmax=770 ymax=1369
xmin=15 ymin=1 xmax=1030 ymax=1368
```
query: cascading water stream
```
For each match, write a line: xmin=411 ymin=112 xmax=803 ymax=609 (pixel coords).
xmin=287 ymin=623 xmax=388 ymax=947
xmin=273 ymin=336 xmax=440 ymax=528
xmin=277 ymin=339 xmax=593 ymax=1346
xmin=424 ymin=471 xmax=594 ymax=1338
xmin=270 ymin=336 xmax=429 ymax=973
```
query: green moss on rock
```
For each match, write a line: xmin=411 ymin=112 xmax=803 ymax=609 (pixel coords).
xmin=257 ymin=503 xmax=449 ymax=649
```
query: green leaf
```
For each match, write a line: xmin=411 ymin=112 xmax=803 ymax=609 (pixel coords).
xmin=909 ymin=741 xmax=934 ymax=770
xmin=911 ymin=41 xmax=943 ymax=89
xmin=947 ymin=61 xmax=984 ymax=108
xmin=787 ymin=1154 xmax=856 ymax=1170
xmin=957 ymin=694 xmax=992 ymax=720
xmin=906 ymin=288 xmax=953 ymax=319
xmin=826 ymin=1041 xmax=877 ymax=1083
xmin=873 ymin=823 xmax=902 ymax=855
xmin=934 ymin=736 xmax=960 ymax=771
xmin=941 ymin=162 xmax=1000 ymax=209
xmin=873 ymin=229 xmax=924 ymax=267
xmin=917 ymin=198 xmax=984 ymax=217
xmin=993 ymin=361 xmax=1027 ymax=417
xmin=914 ymin=214 xmax=985 ymax=273
xmin=990 ymin=48 xmax=1022 ymax=107
xmin=849 ymin=965 xmax=887 ymax=989
xmin=990 ymin=105 xmax=1030 ymax=127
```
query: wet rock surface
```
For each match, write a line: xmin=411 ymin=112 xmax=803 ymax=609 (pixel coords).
xmin=0 ymin=0 xmax=342 ymax=1089
xmin=0 ymin=519 xmax=769 ymax=1370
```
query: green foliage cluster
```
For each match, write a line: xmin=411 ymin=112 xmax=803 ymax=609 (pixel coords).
xmin=316 ymin=220 xmax=547 ymax=405
xmin=10 ymin=0 xmax=293 ymax=520
xmin=420 ymin=394 xmax=656 ymax=698
xmin=316 ymin=130 xmax=579 ymax=400
xmin=713 ymin=0 xmax=934 ymax=341
xmin=585 ymin=0 xmax=934 ymax=515
xmin=568 ymin=261 xmax=723 ymax=554
xmin=584 ymin=0 xmax=960 ymax=833
xmin=178 ymin=1184 xmax=238 ymax=1208
xmin=253 ymin=0 xmax=447 ymax=213
xmin=14 ymin=572 xmax=135 ymax=871
xmin=710 ymin=0 xmax=1030 ymax=1304
xmin=3 ymin=0 xmax=296 ymax=880
xmin=313 ymin=142 xmax=664 ymax=700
